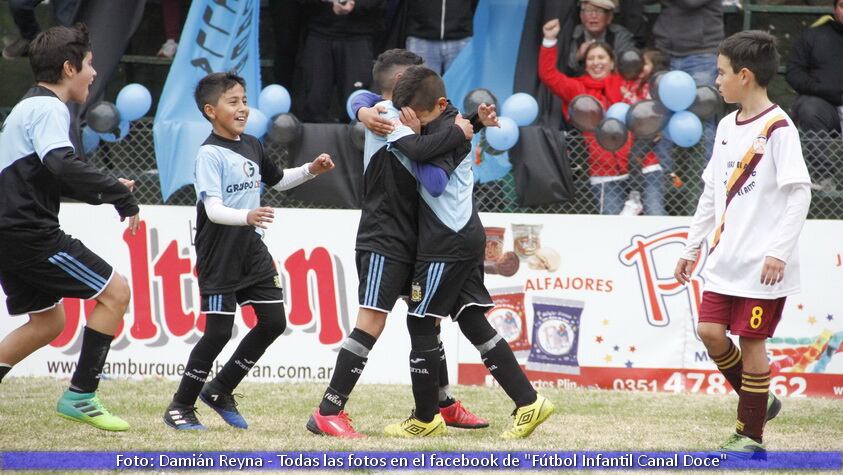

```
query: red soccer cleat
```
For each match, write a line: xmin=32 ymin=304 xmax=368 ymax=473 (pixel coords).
xmin=306 ymin=409 xmax=366 ymax=438
xmin=439 ymin=400 xmax=489 ymax=429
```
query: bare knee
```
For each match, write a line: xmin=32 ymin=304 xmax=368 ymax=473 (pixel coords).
xmin=97 ymin=274 xmax=131 ymax=315
xmin=697 ymin=323 xmax=727 ymax=349
xmin=355 ymin=308 xmax=387 ymax=340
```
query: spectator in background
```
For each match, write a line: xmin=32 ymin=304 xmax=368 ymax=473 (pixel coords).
xmin=786 ymin=0 xmax=843 ymax=191
xmin=566 ymin=0 xmax=635 ymax=76
xmin=157 ymin=0 xmax=182 ymax=59
xmin=3 ymin=0 xmax=78 ymax=59
xmin=298 ymin=0 xmax=386 ymax=123
xmin=404 ymin=0 xmax=478 ymax=75
xmin=651 ymin=0 xmax=724 ymax=161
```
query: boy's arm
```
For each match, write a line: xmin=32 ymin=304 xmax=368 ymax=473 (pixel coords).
xmin=761 ymin=183 xmax=811 ymax=284
xmin=675 ymin=163 xmax=716 ymax=284
xmin=270 ymin=154 xmax=334 ymax=191
xmin=352 ymin=91 xmax=383 ymax=118
xmin=412 ymin=161 xmax=449 ymax=197
xmin=42 ymin=147 xmax=139 ymax=219
xmin=388 ymin=117 xmax=472 ymax=162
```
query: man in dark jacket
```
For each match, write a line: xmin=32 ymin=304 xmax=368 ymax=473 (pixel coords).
xmin=298 ymin=0 xmax=387 ymax=123
xmin=786 ymin=0 xmax=843 ymax=190
xmin=405 ymin=0 xmax=478 ymax=75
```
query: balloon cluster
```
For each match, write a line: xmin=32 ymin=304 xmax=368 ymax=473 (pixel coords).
xmin=462 ymin=88 xmax=539 ymax=154
xmin=83 ymin=83 xmax=152 ymax=153
xmin=567 ymin=61 xmax=723 ymax=151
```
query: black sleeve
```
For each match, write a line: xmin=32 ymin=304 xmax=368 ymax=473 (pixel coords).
xmin=785 ymin=33 xmax=817 ymax=97
xmin=43 ymin=147 xmax=139 ymax=218
xmin=428 ymin=141 xmax=472 ymax=175
xmin=467 ymin=111 xmax=484 ymax=133
xmin=257 ymin=139 xmax=285 ymax=187
xmin=391 ymin=124 xmax=468 ymax=162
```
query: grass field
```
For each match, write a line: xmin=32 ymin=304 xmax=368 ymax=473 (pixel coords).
xmin=1 ymin=377 xmax=841 ymax=474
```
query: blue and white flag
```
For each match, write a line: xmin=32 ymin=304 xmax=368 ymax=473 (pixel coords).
xmin=153 ymin=0 xmax=261 ymax=200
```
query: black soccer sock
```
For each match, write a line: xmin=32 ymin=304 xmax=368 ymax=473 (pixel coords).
xmin=69 ymin=326 xmax=113 ymax=393
xmin=173 ymin=315 xmax=233 ymax=406
xmin=435 ymin=326 xmax=455 ymax=408
xmin=458 ymin=307 xmax=537 ymax=408
xmin=407 ymin=316 xmax=440 ymax=423
xmin=0 ymin=363 xmax=11 ymax=383
xmin=212 ymin=303 xmax=287 ymax=393
xmin=319 ymin=328 xmax=376 ymax=416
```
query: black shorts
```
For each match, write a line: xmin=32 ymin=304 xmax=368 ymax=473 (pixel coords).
xmin=0 ymin=236 xmax=114 ymax=316
xmin=407 ymin=260 xmax=493 ymax=320
xmin=201 ymin=275 xmax=285 ymax=315
xmin=356 ymin=251 xmax=413 ymax=313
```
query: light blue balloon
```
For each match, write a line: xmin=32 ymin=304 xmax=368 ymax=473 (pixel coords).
xmin=82 ymin=126 xmax=100 ymax=153
xmin=115 ymin=83 xmax=152 ymax=121
xmin=501 ymin=93 xmax=539 ymax=126
xmin=667 ymin=110 xmax=703 ymax=147
xmin=259 ymin=84 xmax=291 ymax=118
xmin=605 ymin=102 xmax=631 ymax=124
xmin=485 ymin=116 xmax=519 ymax=151
xmin=99 ymin=120 xmax=130 ymax=143
xmin=346 ymin=89 xmax=374 ymax=121
xmin=658 ymin=70 xmax=697 ymax=112
xmin=245 ymin=108 xmax=269 ymax=138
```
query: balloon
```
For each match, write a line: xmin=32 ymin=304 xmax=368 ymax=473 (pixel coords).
xmin=485 ymin=116 xmax=519 ymax=151
xmin=245 ymin=108 xmax=269 ymax=138
xmin=605 ymin=102 xmax=631 ymax=124
xmin=618 ymin=49 xmax=644 ymax=81
xmin=568 ymin=94 xmax=604 ymax=132
xmin=82 ymin=126 xmax=101 ymax=153
xmin=86 ymin=102 xmax=121 ymax=133
xmin=658 ymin=70 xmax=697 ymax=112
xmin=267 ymin=112 xmax=302 ymax=145
xmin=595 ymin=118 xmax=628 ymax=151
xmin=259 ymin=84 xmax=292 ymax=118
xmin=463 ymin=88 xmax=498 ymax=115
xmin=649 ymin=71 xmax=666 ymax=102
xmin=349 ymin=120 xmax=366 ymax=151
xmin=626 ymin=100 xmax=670 ymax=138
xmin=115 ymin=83 xmax=152 ymax=121
xmin=667 ymin=110 xmax=703 ymax=147
xmin=346 ymin=89 xmax=374 ymax=121
xmin=689 ymin=85 xmax=723 ymax=120
xmin=99 ymin=120 xmax=130 ymax=143
xmin=501 ymin=93 xmax=539 ymax=126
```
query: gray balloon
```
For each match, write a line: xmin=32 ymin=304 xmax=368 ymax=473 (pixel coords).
xmin=268 ymin=113 xmax=302 ymax=146
xmin=463 ymin=88 xmax=498 ymax=115
xmin=86 ymin=102 xmax=121 ymax=134
xmin=648 ymin=71 xmax=667 ymax=103
xmin=626 ymin=100 xmax=670 ymax=138
xmin=618 ymin=49 xmax=644 ymax=80
xmin=349 ymin=120 xmax=366 ymax=151
xmin=595 ymin=118 xmax=628 ymax=151
xmin=689 ymin=85 xmax=723 ymax=120
xmin=568 ymin=94 xmax=604 ymax=132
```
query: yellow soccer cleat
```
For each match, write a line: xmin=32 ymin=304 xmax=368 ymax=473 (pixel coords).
xmin=384 ymin=412 xmax=447 ymax=437
xmin=501 ymin=394 xmax=555 ymax=439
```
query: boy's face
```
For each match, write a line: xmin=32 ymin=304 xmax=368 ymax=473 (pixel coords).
xmin=67 ymin=51 xmax=96 ymax=104
xmin=413 ymin=97 xmax=448 ymax=126
xmin=205 ymin=83 xmax=249 ymax=139
xmin=715 ymin=54 xmax=747 ymax=104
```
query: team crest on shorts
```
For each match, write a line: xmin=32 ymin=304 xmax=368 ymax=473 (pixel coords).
xmin=411 ymin=282 xmax=422 ymax=302
xmin=273 ymin=275 xmax=282 ymax=288
xmin=752 ymin=135 xmax=767 ymax=154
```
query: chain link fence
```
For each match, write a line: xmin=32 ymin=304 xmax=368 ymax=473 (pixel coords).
xmin=4 ymin=113 xmax=840 ymax=219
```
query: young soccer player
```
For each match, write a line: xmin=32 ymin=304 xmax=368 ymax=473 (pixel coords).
xmin=306 ymin=49 xmax=485 ymax=438
xmin=0 ymin=25 xmax=139 ymax=431
xmin=382 ymin=66 xmax=556 ymax=438
xmin=674 ymin=31 xmax=811 ymax=457
xmin=163 ymin=72 xmax=335 ymax=431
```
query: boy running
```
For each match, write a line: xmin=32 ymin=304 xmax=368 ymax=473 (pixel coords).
xmin=674 ymin=31 xmax=811 ymax=458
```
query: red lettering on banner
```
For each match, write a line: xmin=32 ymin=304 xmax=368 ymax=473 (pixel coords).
xmin=154 ymin=241 xmax=196 ymax=337
xmin=123 ymin=221 xmax=158 ymax=339
xmin=619 ymin=227 xmax=706 ymax=327
xmin=284 ymin=248 xmax=344 ymax=346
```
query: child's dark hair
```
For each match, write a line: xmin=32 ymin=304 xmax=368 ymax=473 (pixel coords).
xmin=717 ymin=30 xmax=779 ymax=87
xmin=642 ymin=48 xmax=669 ymax=74
xmin=28 ymin=24 xmax=90 ymax=84
xmin=392 ymin=66 xmax=446 ymax=111
xmin=372 ymin=49 xmax=424 ymax=94
xmin=194 ymin=72 xmax=246 ymax=121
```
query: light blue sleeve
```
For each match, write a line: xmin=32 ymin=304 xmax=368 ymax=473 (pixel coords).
xmin=382 ymin=104 xmax=415 ymax=145
xmin=31 ymin=101 xmax=74 ymax=160
xmin=194 ymin=146 xmax=223 ymax=201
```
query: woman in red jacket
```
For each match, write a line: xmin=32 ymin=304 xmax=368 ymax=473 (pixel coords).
xmin=538 ymin=19 xmax=661 ymax=215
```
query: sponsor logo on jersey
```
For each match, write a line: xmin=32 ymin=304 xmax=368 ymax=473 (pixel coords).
xmin=225 ymin=179 xmax=261 ymax=193
xmin=243 ymin=161 xmax=256 ymax=177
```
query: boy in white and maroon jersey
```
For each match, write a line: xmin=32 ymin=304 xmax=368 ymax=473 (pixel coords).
xmin=674 ymin=30 xmax=812 ymax=458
